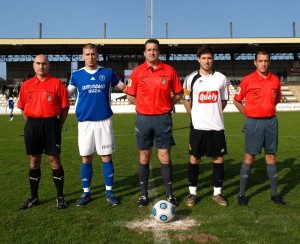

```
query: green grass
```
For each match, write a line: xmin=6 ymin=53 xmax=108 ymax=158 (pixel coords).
xmin=0 ymin=112 xmax=299 ymax=243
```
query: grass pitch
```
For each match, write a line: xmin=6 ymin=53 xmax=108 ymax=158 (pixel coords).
xmin=0 ymin=112 xmax=299 ymax=243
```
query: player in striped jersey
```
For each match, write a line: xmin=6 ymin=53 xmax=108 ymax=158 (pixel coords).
xmin=182 ymin=45 xmax=229 ymax=207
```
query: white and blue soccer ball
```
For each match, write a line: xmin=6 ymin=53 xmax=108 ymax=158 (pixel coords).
xmin=152 ymin=200 xmax=175 ymax=223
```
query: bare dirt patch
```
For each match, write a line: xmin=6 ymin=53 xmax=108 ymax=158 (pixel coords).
xmin=176 ymin=232 xmax=219 ymax=243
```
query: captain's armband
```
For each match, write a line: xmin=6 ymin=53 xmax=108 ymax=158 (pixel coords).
xmin=183 ymin=89 xmax=191 ymax=96
xmin=182 ymin=89 xmax=191 ymax=100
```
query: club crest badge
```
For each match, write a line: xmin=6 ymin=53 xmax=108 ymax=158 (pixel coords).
xmin=99 ymin=75 xmax=105 ymax=81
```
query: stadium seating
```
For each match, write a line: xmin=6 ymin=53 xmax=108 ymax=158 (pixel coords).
xmin=228 ymin=84 xmax=237 ymax=104
xmin=229 ymin=80 xmax=300 ymax=103
xmin=0 ymin=94 xmax=7 ymax=106
xmin=0 ymin=83 xmax=299 ymax=113
xmin=230 ymin=79 xmax=241 ymax=88
xmin=281 ymin=84 xmax=298 ymax=103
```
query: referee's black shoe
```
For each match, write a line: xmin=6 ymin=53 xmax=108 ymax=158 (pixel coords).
xmin=237 ymin=194 xmax=248 ymax=206
xmin=271 ymin=194 xmax=285 ymax=205
xmin=20 ymin=196 xmax=39 ymax=210
xmin=56 ymin=196 xmax=67 ymax=209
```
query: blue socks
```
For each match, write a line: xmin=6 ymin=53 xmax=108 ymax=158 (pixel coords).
xmin=80 ymin=161 xmax=115 ymax=197
xmin=102 ymin=160 xmax=114 ymax=197
xmin=80 ymin=162 xmax=93 ymax=195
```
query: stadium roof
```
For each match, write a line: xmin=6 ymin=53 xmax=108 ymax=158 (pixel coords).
xmin=0 ymin=37 xmax=300 ymax=61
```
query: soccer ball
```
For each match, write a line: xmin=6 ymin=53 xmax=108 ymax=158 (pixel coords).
xmin=152 ymin=200 xmax=175 ymax=223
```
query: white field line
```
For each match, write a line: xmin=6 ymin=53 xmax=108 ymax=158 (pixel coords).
xmin=124 ymin=165 xmax=199 ymax=243
xmin=124 ymin=214 xmax=199 ymax=242
xmin=147 ymin=165 xmax=170 ymax=243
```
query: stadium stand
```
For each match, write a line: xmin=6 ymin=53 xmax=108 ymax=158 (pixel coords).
xmin=281 ymin=83 xmax=299 ymax=103
xmin=284 ymin=82 xmax=300 ymax=102
xmin=69 ymin=97 xmax=76 ymax=105
xmin=230 ymin=79 xmax=241 ymax=88
xmin=0 ymin=94 xmax=7 ymax=106
xmin=228 ymin=84 xmax=237 ymax=104
xmin=228 ymin=80 xmax=299 ymax=103
xmin=1 ymin=84 xmax=299 ymax=110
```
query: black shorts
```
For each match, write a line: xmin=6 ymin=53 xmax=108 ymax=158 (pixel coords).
xmin=24 ymin=117 xmax=61 ymax=155
xmin=135 ymin=113 xmax=175 ymax=150
xmin=189 ymin=126 xmax=227 ymax=158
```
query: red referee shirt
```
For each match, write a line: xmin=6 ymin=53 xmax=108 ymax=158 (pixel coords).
xmin=18 ymin=75 xmax=69 ymax=118
xmin=126 ymin=60 xmax=182 ymax=115
xmin=234 ymin=70 xmax=281 ymax=117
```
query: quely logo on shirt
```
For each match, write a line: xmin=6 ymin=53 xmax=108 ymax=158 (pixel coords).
xmin=198 ymin=91 xmax=218 ymax=103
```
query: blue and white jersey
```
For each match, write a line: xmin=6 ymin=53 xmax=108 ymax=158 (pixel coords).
xmin=69 ymin=66 xmax=119 ymax=122
xmin=8 ymin=97 xmax=14 ymax=109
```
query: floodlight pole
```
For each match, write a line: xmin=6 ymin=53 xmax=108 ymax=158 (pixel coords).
xmin=293 ymin=22 xmax=296 ymax=37
xmin=146 ymin=0 xmax=153 ymax=38
xmin=166 ymin=21 xmax=168 ymax=38
xmin=39 ymin=23 xmax=42 ymax=39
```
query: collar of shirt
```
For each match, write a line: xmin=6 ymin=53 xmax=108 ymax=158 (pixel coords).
xmin=143 ymin=60 xmax=162 ymax=71
xmin=255 ymin=70 xmax=271 ymax=80
xmin=33 ymin=74 xmax=51 ymax=84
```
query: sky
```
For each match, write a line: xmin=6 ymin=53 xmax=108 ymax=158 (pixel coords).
xmin=1 ymin=0 xmax=300 ymax=38
xmin=1 ymin=0 xmax=300 ymax=78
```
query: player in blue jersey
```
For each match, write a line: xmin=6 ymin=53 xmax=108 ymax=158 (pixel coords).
xmin=8 ymin=96 xmax=14 ymax=121
xmin=68 ymin=43 xmax=126 ymax=206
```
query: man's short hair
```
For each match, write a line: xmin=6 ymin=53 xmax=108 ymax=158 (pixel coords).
xmin=197 ymin=45 xmax=214 ymax=57
xmin=255 ymin=50 xmax=270 ymax=60
xmin=145 ymin=39 xmax=159 ymax=48
xmin=83 ymin=43 xmax=98 ymax=52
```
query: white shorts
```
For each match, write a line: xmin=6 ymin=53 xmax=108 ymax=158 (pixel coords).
xmin=78 ymin=118 xmax=115 ymax=156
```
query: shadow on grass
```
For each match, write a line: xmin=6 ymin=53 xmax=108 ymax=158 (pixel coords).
xmin=278 ymin=157 xmax=298 ymax=195
xmin=223 ymin=156 xmax=298 ymax=203
xmin=55 ymin=156 xmax=298 ymax=209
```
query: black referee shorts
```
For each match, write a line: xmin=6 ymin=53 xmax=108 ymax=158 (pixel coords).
xmin=24 ymin=117 xmax=61 ymax=155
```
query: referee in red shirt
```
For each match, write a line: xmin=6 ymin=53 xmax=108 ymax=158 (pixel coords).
xmin=126 ymin=39 xmax=183 ymax=206
xmin=233 ymin=50 xmax=284 ymax=206
xmin=18 ymin=54 xmax=69 ymax=210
